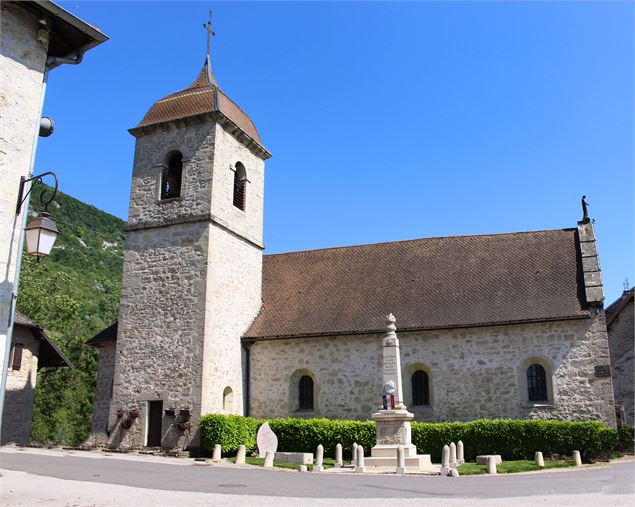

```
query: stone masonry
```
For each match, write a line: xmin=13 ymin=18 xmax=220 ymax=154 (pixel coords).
xmin=248 ymin=314 xmax=616 ymax=427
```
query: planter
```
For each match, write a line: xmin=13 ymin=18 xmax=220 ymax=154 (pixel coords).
xmin=179 ymin=409 xmax=192 ymax=418
xmin=164 ymin=409 xmax=176 ymax=417
xmin=177 ymin=422 xmax=191 ymax=431
xmin=129 ymin=409 xmax=140 ymax=418
xmin=115 ymin=409 xmax=125 ymax=418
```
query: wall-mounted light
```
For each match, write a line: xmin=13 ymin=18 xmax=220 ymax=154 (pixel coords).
xmin=39 ymin=117 xmax=54 ymax=137
xmin=15 ymin=171 xmax=59 ymax=258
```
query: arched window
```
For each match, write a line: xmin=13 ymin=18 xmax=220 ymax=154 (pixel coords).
xmin=233 ymin=162 xmax=246 ymax=210
xmin=527 ymin=364 xmax=548 ymax=402
xmin=161 ymin=151 xmax=182 ymax=199
xmin=299 ymin=375 xmax=314 ymax=410
xmin=223 ymin=386 xmax=233 ymax=412
xmin=411 ymin=370 xmax=430 ymax=406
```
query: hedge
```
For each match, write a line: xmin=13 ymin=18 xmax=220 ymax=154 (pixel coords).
xmin=197 ymin=414 xmax=633 ymax=461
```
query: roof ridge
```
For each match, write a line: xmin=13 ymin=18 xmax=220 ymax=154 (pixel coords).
xmin=264 ymin=227 xmax=578 ymax=258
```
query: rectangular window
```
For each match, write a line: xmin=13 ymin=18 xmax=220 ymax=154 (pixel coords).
xmin=10 ymin=343 xmax=24 ymax=371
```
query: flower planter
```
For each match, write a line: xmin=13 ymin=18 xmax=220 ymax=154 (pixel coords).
xmin=129 ymin=409 xmax=140 ymax=418
xmin=179 ymin=409 xmax=192 ymax=418
xmin=115 ymin=409 xmax=125 ymax=418
xmin=177 ymin=422 xmax=191 ymax=431
xmin=164 ymin=409 xmax=176 ymax=417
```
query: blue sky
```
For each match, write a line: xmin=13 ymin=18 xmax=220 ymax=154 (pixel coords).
xmin=38 ymin=1 xmax=633 ymax=303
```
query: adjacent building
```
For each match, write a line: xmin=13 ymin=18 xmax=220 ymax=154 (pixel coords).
xmin=0 ymin=1 xmax=107 ymax=439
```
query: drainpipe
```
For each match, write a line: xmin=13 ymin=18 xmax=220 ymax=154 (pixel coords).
xmin=242 ymin=342 xmax=251 ymax=417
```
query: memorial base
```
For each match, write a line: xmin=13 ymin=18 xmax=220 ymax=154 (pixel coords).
xmin=365 ymin=409 xmax=436 ymax=473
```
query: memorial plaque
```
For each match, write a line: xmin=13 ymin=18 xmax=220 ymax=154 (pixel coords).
xmin=594 ymin=365 xmax=611 ymax=378
xmin=256 ymin=421 xmax=278 ymax=458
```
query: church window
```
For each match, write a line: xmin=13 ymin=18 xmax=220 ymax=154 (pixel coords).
xmin=223 ymin=386 xmax=233 ymax=412
xmin=411 ymin=370 xmax=429 ymax=405
xmin=233 ymin=162 xmax=247 ymax=210
xmin=9 ymin=343 xmax=23 ymax=371
xmin=527 ymin=364 xmax=548 ymax=402
xmin=299 ymin=375 xmax=314 ymax=410
xmin=161 ymin=151 xmax=183 ymax=199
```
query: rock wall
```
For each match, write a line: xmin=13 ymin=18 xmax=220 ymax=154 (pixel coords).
xmin=1 ymin=327 xmax=39 ymax=445
xmin=86 ymin=342 xmax=116 ymax=446
xmin=248 ymin=315 xmax=616 ymax=427
xmin=608 ymin=296 xmax=634 ymax=425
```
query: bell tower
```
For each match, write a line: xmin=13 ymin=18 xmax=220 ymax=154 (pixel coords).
xmin=109 ymin=16 xmax=271 ymax=449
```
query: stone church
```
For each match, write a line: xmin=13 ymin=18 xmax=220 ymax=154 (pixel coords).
xmin=86 ymin=40 xmax=617 ymax=450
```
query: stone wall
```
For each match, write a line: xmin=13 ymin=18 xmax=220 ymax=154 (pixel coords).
xmin=608 ymin=296 xmax=634 ymax=425
xmin=86 ymin=342 xmax=116 ymax=446
xmin=0 ymin=2 xmax=47 ymax=387
xmin=1 ymin=327 xmax=39 ymax=445
xmin=248 ymin=314 xmax=616 ymax=427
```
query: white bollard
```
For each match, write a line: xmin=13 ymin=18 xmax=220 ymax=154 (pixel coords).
xmin=299 ymin=465 xmax=308 ymax=472
xmin=352 ymin=442 xmax=358 ymax=465
xmin=314 ymin=444 xmax=324 ymax=472
xmin=396 ymin=445 xmax=406 ymax=475
xmin=335 ymin=443 xmax=343 ymax=468
xmin=355 ymin=445 xmax=366 ymax=473
xmin=263 ymin=450 xmax=274 ymax=468
xmin=450 ymin=468 xmax=460 ymax=478
xmin=573 ymin=450 xmax=582 ymax=466
xmin=440 ymin=444 xmax=450 ymax=476
xmin=486 ymin=455 xmax=497 ymax=474
xmin=457 ymin=440 xmax=465 ymax=464
xmin=235 ymin=445 xmax=246 ymax=465
xmin=534 ymin=451 xmax=544 ymax=467
xmin=450 ymin=442 xmax=458 ymax=468
xmin=212 ymin=444 xmax=222 ymax=461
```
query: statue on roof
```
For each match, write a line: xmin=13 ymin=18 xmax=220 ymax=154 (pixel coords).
xmin=581 ymin=195 xmax=590 ymax=224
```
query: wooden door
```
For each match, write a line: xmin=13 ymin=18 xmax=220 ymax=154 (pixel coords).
xmin=147 ymin=400 xmax=163 ymax=447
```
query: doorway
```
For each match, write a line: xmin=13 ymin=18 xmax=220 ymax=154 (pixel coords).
xmin=147 ymin=400 xmax=163 ymax=447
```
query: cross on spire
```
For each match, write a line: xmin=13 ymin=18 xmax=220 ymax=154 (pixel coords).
xmin=203 ymin=10 xmax=215 ymax=59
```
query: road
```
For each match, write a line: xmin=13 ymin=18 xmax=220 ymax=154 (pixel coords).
xmin=1 ymin=447 xmax=633 ymax=506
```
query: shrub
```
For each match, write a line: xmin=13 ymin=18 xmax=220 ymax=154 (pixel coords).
xmin=198 ymin=414 xmax=261 ymax=455
xmin=616 ymin=425 xmax=634 ymax=453
xmin=198 ymin=414 xmax=624 ymax=461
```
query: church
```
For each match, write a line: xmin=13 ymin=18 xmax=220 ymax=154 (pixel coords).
xmin=86 ymin=30 xmax=617 ymax=450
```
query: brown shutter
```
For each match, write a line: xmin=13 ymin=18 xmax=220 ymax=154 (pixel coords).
xmin=11 ymin=343 xmax=24 ymax=370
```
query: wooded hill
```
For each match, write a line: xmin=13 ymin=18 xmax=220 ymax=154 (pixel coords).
xmin=17 ymin=183 xmax=124 ymax=444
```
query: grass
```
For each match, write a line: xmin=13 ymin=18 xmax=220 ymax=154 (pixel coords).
xmin=458 ymin=459 xmax=575 ymax=475
xmin=226 ymin=456 xmax=338 ymax=471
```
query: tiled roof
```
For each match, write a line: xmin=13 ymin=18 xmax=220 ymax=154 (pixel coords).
xmin=136 ymin=57 xmax=263 ymax=146
xmin=244 ymin=228 xmax=589 ymax=340
xmin=605 ymin=288 xmax=634 ymax=329
xmin=85 ymin=321 xmax=117 ymax=346
xmin=13 ymin=311 xmax=72 ymax=368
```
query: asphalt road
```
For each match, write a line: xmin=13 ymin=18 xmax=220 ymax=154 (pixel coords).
xmin=0 ymin=448 xmax=633 ymax=500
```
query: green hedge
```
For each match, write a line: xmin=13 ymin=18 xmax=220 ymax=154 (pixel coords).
xmin=197 ymin=414 xmax=632 ymax=461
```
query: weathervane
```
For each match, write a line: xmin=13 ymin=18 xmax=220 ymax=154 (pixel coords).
xmin=203 ymin=10 xmax=215 ymax=59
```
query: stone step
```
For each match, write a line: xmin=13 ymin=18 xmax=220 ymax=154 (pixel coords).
xmin=371 ymin=444 xmax=418 ymax=458
xmin=364 ymin=454 xmax=433 ymax=469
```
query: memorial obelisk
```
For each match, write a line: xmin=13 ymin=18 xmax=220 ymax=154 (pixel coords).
xmin=364 ymin=314 xmax=433 ymax=471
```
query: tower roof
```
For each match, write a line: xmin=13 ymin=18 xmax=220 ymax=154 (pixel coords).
xmin=134 ymin=56 xmax=264 ymax=148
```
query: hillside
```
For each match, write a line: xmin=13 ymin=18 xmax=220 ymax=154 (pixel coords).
xmin=16 ymin=183 xmax=124 ymax=444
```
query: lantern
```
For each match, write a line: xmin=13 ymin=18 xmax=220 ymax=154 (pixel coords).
xmin=24 ymin=212 xmax=59 ymax=257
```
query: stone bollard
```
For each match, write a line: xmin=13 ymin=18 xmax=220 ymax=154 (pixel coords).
xmin=299 ymin=465 xmax=308 ymax=472
xmin=212 ymin=444 xmax=222 ymax=461
xmin=457 ymin=440 xmax=465 ymax=464
xmin=355 ymin=445 xmax=366 ymax=473
xmin=396 ymin=445 xmax=406 ymax=475
xmin=450 ymin=468 xmax=460 ymax=478
xmin=314 ymin=444 xmax=324 ymax=472
xmin=335 ymin=443 xmax=343 ymax=468
xmin=263 ymin=450 xmax=274 ymax=468
xmin=450 ymin=442 xmax=458 ymax=469
xmin=235 ymin=445 xmax=246 ymax=465
xmin=573 ymin=450 xmax=582 ymax=466
xmin=440 ymin=444 xmax=450 ymax=476
xmin=486 ymin=455 xmax=497 ymax=474
xmin=352 ymin=442 xmax=358 ymax=465
xmin=534 ymin=451 xmax=544 ymax=468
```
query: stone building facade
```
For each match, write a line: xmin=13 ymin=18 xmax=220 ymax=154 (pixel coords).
xmin=606 ymin=288 xmax=634 ymax=426
xmin=2 ymin=312 xmax=71 ymax=445
xmin=0 ymin=1 xmax=106 ymax=438
xmin=87 ymin=40 xmax=618 ymax=450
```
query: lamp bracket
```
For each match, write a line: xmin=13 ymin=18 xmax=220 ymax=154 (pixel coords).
xmin=15 ymin=171 xmax=58 ymax=215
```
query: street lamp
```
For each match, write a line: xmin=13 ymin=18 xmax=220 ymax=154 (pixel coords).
xmin=15 ymin=171 xmax=59 ymax=258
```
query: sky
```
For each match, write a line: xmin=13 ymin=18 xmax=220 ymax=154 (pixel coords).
xmin=37 ymin=1 xmax=633 ymax=303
